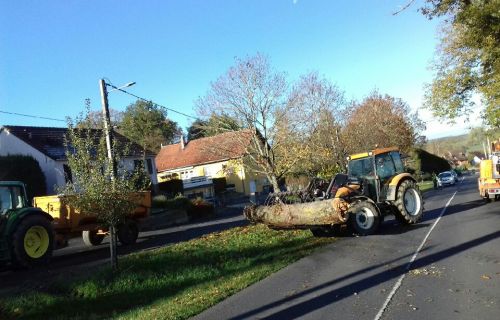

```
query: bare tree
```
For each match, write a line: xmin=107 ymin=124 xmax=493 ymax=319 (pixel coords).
xmin=197 ymin=56 xmax=349 ymax=188
xmin=196 ymin=53 xmax=288 ymax=191
xmin=77 ymin=99 xmax=124 ymax=128
xmin=283 ymin=73 xmax=347 ymax=177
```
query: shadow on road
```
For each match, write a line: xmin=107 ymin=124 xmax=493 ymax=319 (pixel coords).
xmin=227 ymin=230 xmax=500 ymax=320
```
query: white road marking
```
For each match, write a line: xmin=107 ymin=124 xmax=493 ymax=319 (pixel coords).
xmin=374 ymin=191 xmax=457 ymax=320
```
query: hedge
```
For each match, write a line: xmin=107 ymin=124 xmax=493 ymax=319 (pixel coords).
xmin=0 ymin=155 xmax=47 ymax=200
xmin=410 ymin=148 xmax=451 ymax=175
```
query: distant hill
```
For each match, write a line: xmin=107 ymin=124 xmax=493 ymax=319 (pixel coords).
xmin=425 ymin=128 xmax=500 ymax=159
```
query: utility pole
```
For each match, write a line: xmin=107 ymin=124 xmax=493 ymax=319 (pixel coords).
xmin=99 ymin=79 xmax=116 ymax=178
xmin=99 ymin=78 xmax=118 ymax=270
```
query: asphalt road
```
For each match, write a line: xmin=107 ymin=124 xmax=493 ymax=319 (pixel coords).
xmin=194 ymin=175 xmax=500 ymax=320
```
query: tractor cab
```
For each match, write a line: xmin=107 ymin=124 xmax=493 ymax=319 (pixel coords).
xmin=0 ymin=181 xmax=29 ymax=215
xmin=347 ymin=147 xmax=406 ymax=202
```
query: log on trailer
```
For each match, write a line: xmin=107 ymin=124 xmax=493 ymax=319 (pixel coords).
xmin=244 ymin=197 xmax=350 ymax=229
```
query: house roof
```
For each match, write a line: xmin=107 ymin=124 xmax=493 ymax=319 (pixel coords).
xmin=155 ymin=130 xmax=253 ymax=172
xmin=1 ymin=125 xmax=154 ymax=160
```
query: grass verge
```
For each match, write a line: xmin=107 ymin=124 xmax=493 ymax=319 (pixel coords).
xmin=0 ymin=225 xmax=335 ymax=320
xmin=418 ymin=180 xmax=434 ymax=193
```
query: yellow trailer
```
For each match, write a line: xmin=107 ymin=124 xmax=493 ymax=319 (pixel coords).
xmin=33 ymin=191 xmax=151 ymax=246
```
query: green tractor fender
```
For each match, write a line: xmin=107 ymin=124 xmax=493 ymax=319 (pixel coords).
xmin=3 ymin=207 xmax=53 ymax=239
xmin=386 ymin=173 xmax=417 ymax=201
xmin=0 ymin=208 xmax=54 ymax=265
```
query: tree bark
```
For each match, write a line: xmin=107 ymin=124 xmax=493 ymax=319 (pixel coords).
xmin=244 ymin=198 xmax=349 ymax=229
xmin=109 ymin=224 xmax=118 ymax=270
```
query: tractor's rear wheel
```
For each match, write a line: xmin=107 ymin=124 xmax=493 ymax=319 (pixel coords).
xmin=11 ymin=215 xmax=54 ymax=268
xmin=117 ymin=220 xmax=139 ymax=245
xmin=349 ymin=201 xmax=380 ymax=236
xmin=82 ymin=230 xmax=105 ymax=247
xmin=394 ymin=180 xmax=423 ymax=224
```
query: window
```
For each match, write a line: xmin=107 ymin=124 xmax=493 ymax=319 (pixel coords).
xmin=348 ymin=157 xmax=375 ymax=178
xmin=146 ymin=159 xmax=153 ymax=174
xmin=375 ymin=153 xmax=396 ymax=181
xmin=390 ymin=152 xmax=404 ymax=173
xmin=12 ymin=187 xmax=24 ymax=208
xmin=0 ymin=187 xmax=11 ymax=211
xmin=63 ymin=164 xmax=73 ymax=183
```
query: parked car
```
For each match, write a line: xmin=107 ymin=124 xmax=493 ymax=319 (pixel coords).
xmin=451 ymin=170 xmax=458 ymax=180
xmin=438 ymin=171 xmax=456 ymax=187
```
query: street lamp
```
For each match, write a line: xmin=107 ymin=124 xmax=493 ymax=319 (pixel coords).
xmin=107 ymin=81 xmax=136 ymax=93
xmin=98 ymin=79 xmax=135 ymax=178
xmin=98 ymin=78 xmax=135 ymax=270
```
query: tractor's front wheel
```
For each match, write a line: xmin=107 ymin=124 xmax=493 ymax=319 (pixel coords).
xmin=349 ymin=201 xmax=381 ymax=236
xmin=394 ymin=180 xmax=423 ymax=224
xmin=11 ymin=215 xmax=54 ymax=268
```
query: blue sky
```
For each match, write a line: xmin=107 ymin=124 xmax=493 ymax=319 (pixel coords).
xmin=0 ymin=0 xmax=480 ymax=139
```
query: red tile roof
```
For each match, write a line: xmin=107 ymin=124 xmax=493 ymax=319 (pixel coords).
xmin=155 ymin=130 xmax=253 ymax=172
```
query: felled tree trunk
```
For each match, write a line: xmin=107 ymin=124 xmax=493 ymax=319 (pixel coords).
xmin=244 ymin=198 xmax=350 ymax=229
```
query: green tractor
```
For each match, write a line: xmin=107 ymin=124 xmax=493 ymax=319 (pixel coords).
xmin=0 ymin=181 xmax=54 ymax=267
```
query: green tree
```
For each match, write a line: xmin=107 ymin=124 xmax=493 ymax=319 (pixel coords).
xmin=186 ymin=118 xmax=208 ymax=141
xmin=120 ymin=100 xmax=180 ymax=155
xmin=422 ymin=0 xmax=500 ymax=128
xmin=60 ymin=109 xmax=146 ymax=270
xmin=186 ymin=114 xmax=240 ymax=141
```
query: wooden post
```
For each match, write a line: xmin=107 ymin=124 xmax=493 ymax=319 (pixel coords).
xmin=99 ymin=79 xmax=116 ymax=178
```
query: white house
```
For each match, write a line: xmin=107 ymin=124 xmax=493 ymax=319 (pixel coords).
xmin=0 ymin=125 xmax=158 ymax=194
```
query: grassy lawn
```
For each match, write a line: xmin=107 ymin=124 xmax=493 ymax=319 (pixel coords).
xmin=0 ymin=225 xmax=335 ymax=320
xmin=418 ymin=180 xmax=434 ymax=193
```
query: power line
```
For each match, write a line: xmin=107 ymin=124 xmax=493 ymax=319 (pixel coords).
xmin=106 ymin=83 xmax=197 ymax=120
xmin=1 ymin=86 xmax=198 ymax=124
xmin=0 ymin=110 xmax=66 ymax=122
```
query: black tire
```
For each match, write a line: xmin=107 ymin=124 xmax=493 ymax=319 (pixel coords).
xmin=484 ymin=192 xmax=491 ymax=202
xmin=310 ymin=225 xmax=342 ymax=237
xmin=82 ymin=230 xmax=105 ymax=247
xmin=117 ymin=220 xmax=139 ymax=245
xmin=11 ymin=215 xmax=54 ymax=268
xmin=394 ymin=180 xmax=423 ymax=224
xmin=348 ymin=201 xmax=381 ymax=236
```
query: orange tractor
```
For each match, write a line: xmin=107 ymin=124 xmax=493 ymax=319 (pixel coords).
xmin=245 ymin=147 xmax=424 ymax=236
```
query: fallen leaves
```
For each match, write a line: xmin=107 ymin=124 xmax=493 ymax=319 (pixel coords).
xmin=409 ymin=265 xmax=444 ymax=277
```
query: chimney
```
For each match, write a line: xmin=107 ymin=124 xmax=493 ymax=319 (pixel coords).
xmin=180 ymin=135 xmax=185 ymax=150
